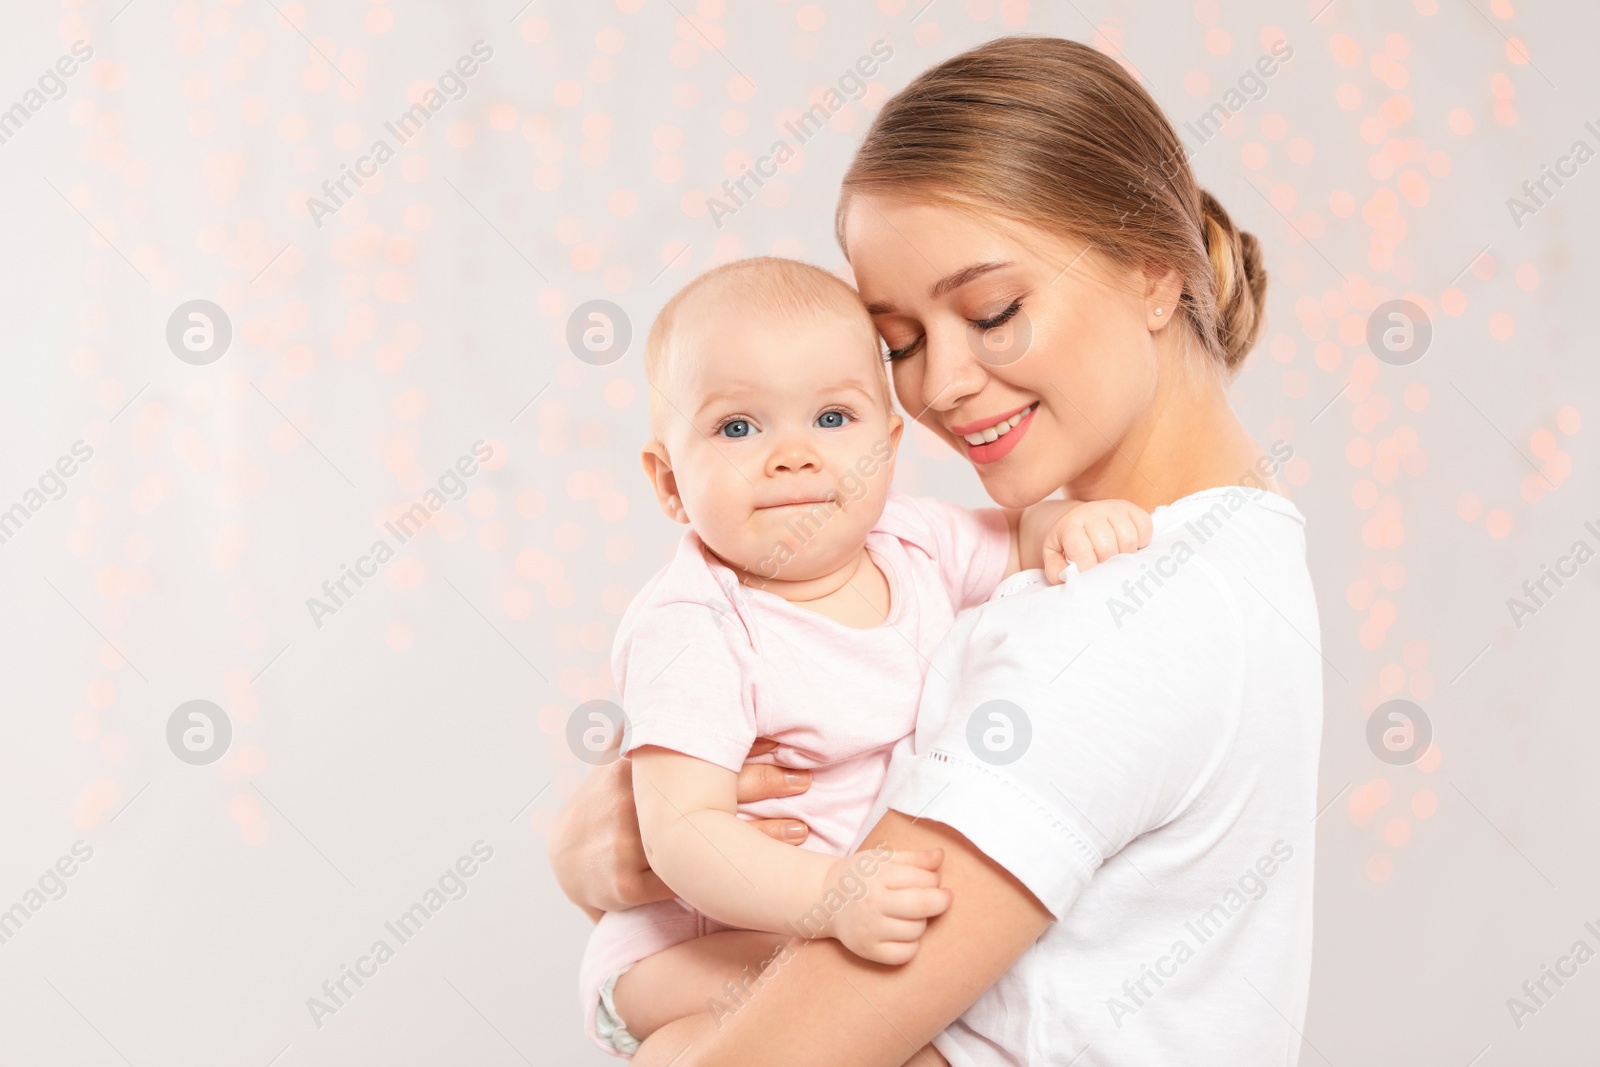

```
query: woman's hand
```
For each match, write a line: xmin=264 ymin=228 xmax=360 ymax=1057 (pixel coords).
xmin=547 ymin=736 xmax=814 ymax=919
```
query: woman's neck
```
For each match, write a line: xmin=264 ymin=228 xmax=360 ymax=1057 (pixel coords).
xmin=1069 ymin=351 xmax=1272 ymax=512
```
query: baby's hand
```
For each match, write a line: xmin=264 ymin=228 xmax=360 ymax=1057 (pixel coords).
xmin=822 ymin=848 xmax=951 ymax=965
xmin=1043 ymin=499 xmax=1153 ymax=583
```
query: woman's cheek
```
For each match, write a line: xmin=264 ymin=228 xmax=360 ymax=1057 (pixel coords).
xmin=889 ymin=360 xmax=921 ymax=418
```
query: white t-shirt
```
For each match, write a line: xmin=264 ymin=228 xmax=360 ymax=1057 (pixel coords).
xmin=866 ymin=487 xmax=1323 ymax=1066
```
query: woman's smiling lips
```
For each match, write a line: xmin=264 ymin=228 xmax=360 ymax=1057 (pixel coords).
xmin=950 ymin=402 xmax=1039 ymax=465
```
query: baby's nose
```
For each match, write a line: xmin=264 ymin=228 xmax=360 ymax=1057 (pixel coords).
xmin=766 ymin=440 xmax=822 ymax=473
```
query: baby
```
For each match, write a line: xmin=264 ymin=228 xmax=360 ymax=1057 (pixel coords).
xmin=577 ymin=257 xmax=1150 ymax=1057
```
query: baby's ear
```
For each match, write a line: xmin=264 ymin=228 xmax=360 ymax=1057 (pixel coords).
xmin=882 ymin=411 xmax=904 ymax=462
xmin=640 ymin=442 xmax=689 ymax=524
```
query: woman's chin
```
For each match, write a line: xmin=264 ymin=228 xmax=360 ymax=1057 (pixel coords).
xmin=977 ymin=469 xmax=1058 ymax=511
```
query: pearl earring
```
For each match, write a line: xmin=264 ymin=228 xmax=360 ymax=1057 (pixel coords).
xmin=1154 ymin=308 xmax=1164 ymax=316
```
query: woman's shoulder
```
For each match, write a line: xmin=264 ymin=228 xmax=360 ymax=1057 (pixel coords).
xmin=963 ymin=488 xmax=1311 ymax=682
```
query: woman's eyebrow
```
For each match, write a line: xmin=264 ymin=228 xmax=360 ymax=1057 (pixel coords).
xmin=863 ymin=260 xmax=1012 ymax=315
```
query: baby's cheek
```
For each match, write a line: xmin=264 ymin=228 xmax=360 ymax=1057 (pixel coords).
xmin=836 ymin=466 xmax=866 ymax=503
xmin=674 ymin=471 xmax=733 ymax=541
xmin=849 ymin=433 xmax=897 ymax=501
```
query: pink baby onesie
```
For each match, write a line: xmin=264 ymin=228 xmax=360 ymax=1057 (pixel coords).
xmin=576 ymin=489 xmax=1011 ymax=1055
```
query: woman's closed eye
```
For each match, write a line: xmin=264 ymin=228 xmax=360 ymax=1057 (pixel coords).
xmin=881 ymin=299 xmax=1024 ymax=363
xmin=974 ymin=298 xmax=1023 ymax=331
xmin=883 ymin=335 xmax=923 ymax=363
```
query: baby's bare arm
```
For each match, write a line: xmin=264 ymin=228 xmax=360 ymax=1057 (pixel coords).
xmin=632 ymin=747 xmax=951 ymax=963
xmin=1005 ymin=498 xmax=1156 ymax=583
xmin=1013 ymin=499 xmax=1078 ymax=574
xmin=632 ymin=747 xmax=840 ymax=935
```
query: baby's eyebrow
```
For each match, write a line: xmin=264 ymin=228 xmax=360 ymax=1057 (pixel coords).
xmin=693 ymin=389 xmax=743 ymax=418
xmin=691 ymin=382 xmax=876 ymax=418
xmin=830 ymin=383 xmax=878 ymax=404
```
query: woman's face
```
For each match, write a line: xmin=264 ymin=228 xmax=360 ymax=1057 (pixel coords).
xmin=842 ymin=196 xmax=1173 ymax=509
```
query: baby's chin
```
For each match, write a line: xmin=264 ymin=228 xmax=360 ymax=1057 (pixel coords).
xmin=720 ymin=543 xmax=866 ymax=587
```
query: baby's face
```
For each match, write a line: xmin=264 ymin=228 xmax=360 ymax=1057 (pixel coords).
xmin=656 ymin=309 xmax=903 ymax=584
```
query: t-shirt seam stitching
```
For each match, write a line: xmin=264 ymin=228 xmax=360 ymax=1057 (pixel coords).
xmin=921 ymin=747 xmax=1104 ymax=878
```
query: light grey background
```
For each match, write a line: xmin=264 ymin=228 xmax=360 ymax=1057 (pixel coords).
xmin=0 ymin=1 xmax=1594 ymax=1064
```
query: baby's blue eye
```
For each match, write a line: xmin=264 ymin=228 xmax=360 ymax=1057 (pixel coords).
xmin=719 ymin=419 xmax=752 ymax=438
xmin=816 ymin=411 xmax=847 ymax=429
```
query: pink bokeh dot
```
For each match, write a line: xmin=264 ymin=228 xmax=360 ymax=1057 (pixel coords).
xmin=1412 ymin=789 xmax=1438 ymax=818
xmin=505 ymin=586 xmax=536 ymax=620
xmin=1347 ymin=579 xmax=1373 ymax=611
xmin=477 ymin=520 xmax=507 ymax=550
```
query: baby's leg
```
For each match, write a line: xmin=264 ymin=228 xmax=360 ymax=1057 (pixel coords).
xmin=611 ymin=929 xmax=791 ymax=1042
xmin=632 ymin=1012 xmax=949 ymax=1067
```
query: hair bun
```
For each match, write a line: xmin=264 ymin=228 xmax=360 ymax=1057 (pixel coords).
xmin=1199 ymin=189 xmax=1266 ymax=370
xmin=841 ymin=37 xmax=1269 ymax=375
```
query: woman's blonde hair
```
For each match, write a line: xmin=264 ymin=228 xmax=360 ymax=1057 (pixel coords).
xmin=837 ymin=35 xmax=1266 ymax=373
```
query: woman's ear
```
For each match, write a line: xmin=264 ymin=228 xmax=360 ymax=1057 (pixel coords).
xmin=640 ymin=442 xmax=689 ymax=524
xmin=1144 ymin=266 xmax=1185 ymax=331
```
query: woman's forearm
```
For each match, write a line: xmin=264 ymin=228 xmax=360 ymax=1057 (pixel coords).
xmin=636 ymin=811 xmax=1052 ymax=1067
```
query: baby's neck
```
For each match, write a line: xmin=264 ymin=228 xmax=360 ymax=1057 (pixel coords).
xmin=729 ymin=546 xmax=891 ymax=628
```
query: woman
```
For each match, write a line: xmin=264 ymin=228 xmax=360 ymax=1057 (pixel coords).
xmin=551 ymin=36 xmax=1322 ymax=1066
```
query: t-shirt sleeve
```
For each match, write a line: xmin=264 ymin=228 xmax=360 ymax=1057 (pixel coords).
xmin=612 ymin=598 xmax=759 ymax=773
xmin=880 ymin=555 xmax=1246 ymax=919
xmin=879 ymin=491 xmax=1013 ymax=611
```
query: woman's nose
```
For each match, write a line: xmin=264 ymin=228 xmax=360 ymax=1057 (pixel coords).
xmin=916 ymin=327 xmax=988 ymax=415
